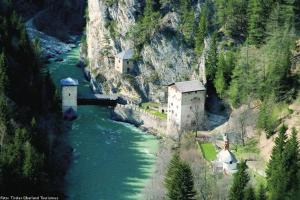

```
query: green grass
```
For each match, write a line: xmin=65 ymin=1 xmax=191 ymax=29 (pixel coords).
xmin=140 ymin=102 xmax=167 ymax=120
xmin=141 ymin=102 xmax=160 ymax=109
xmin=198 ymin=142 xmax=217 ymax=161
xmin=234 ymin=138 xmax=260 ymax=156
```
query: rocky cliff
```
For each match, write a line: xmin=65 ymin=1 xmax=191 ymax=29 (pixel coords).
xmin=85 ymin=0 xmax=206 ymax=103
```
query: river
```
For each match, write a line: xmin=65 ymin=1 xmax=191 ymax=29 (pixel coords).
xmin=47 ymin=45 xmax=159 ymax=200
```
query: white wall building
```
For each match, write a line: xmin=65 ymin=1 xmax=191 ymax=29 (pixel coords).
xmin=60 ymin=77 xmax=79 ymax=119
xmin=167 ymin=80 xmax=206 ymax=137
xmin=115 ymin=49 xmax=134 ymax=74
xmin=213 ymin=133 xmax=238 ymax=174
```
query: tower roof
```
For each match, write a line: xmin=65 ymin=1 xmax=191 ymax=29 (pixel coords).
xmin=217 ymin=149 xmax=238 ymax=164
xmin=169 ymin=80 xmax=206 ymax=93
xmin=60 ymin=77 xmax=79 ymax=86
xmin=116 ymin=49 xmax=134 ymax=60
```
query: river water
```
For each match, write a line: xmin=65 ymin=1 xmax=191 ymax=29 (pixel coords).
xmin=47 ymin=46 xmax=158 ymax=200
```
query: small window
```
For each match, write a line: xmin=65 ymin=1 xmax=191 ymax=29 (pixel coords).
xmin=69 ymin=93 xmax=71 ymax=96
xmin=127 ymin=60 xmax=129 ymax=64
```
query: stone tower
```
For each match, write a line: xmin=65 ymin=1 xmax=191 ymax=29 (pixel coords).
xmin=167 ymin=80 xmax=206 ymax=137
xmin=60 ymin=77 xmax=79 ymax=119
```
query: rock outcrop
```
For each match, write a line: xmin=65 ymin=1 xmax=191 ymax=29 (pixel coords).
xmin=85 ymin=0 xmax=206 ymax=103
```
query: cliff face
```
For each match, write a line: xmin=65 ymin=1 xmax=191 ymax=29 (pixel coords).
xmin=86 ymin=0 xmax=206 ymax=103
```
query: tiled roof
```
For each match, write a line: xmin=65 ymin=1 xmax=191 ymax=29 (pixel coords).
xmin=115 ymin=49 xmax=134 ymax=59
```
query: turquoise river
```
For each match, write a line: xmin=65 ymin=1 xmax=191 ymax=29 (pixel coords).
xmin=47 ymin=46 xmax=159 ymax=200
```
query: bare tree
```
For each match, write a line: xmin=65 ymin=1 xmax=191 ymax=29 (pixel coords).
xmin=190 ymin=97 xmax=205 ymax=137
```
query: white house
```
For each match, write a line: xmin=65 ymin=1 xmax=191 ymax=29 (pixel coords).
xmin=60 ymin=77 xmax=79 ymax=119
xmin=167 ymin=80 xmax=206 ymax=137
xmin=213 ymin=133 xmax=238 ymax=174
xmin=115 ymin=49 xmax=134 ymax=74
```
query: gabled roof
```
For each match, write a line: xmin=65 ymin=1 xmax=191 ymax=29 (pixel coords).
xmin=116 ymin=49 xmax=134 ymax=60
xmin=217 ymin=149 xmax=238 ymax=164
xmin=60 ymin=77 xmax=79 ymax=86
xmin=169 ymin=80 xmax=206 ymax=93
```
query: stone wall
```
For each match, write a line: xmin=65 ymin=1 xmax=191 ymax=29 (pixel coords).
xmin=62 ymin=86 xmax=77 ymax=112
xmin=113 ymin=104 xmax=167 ymax=135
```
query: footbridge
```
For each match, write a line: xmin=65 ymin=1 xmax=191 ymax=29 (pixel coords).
xmin=77 ymin=93 xmax=119 ymax=106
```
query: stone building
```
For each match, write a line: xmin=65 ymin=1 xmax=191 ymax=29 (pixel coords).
xmin=115 ymin=49 xmax=134 ymax=74
xmin=167 ymin=80 xmax=206 ymax=136
xmin=60 ymin=77 xmax=79 ymax=119
xmin=213 ymin=133 xmax=238 ymax=174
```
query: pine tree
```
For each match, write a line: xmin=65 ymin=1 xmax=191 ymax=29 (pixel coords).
xmin=194 ymin=8 xmax=207 ymax=56
xmin=283 ymin=127 xmax=300 ymax=199
xmin=214 ymin=53 xmax=226 ymax=97
xmin=257 ymin=184 xmax=266 ymax=200
xmin=266 ymin=125 xmax=288 ymax=200
xmin=205 ymin=32 xmax=218 ymax=81
xmin=295 ymin=0 xmax=300 ymax=30
xmin=165 ymin=154 xmax=196 ymax=200
xmin=178 ymin=162 xmax=196 ymax=200
xmin=165 ymin=153 xmax=181 ymax=190
xmin=229 ymin=161 xmax=250 ymax=200
xmin=0 ymin=52 xmax=8 ymax=95
xmin=244 ymin=186 xmax=256 ymax=200
xmin=22 ymin=141 xmax=42 ymax=181
xmin=248 ymin=0 xmax=266 ymax=45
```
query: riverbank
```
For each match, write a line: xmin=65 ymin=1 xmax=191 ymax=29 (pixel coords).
xmin=111 ymin=104 xmax=167 ymax=138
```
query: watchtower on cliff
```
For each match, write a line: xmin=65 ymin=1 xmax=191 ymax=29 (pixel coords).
xmin=60 ymin=77 xmax=79 ymax=119
xmin=115 ymin=49 xmax=134 ymax=74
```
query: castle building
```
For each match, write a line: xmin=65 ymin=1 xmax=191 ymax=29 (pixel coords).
xmin=213 ymin=133 xmax=238 ymax=174
xmin=167 ymin=80 xmax=206 ymax=137
xmin=115 ymin=49 xmax=134 ymax=74
xmin=60 ymin=77 xmax=79 ymax=119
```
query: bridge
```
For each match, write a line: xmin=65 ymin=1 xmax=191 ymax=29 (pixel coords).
xmin=77 ymin=93 xmax=119 ymax=106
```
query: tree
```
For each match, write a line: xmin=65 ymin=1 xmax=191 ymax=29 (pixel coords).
xmin=214 ymin=53 xmax=226 ymax=97
xmin=229 ymin=161 xmax=250 ymax=200
xmin=295 ymin=0 xmax=300 ymax=30
xmin=205 ymin=33 xmax=218 ymax=81
xmin=266 ymin=125 xmax=288 ymax=200
xmin=194 ymin=8 xmax=207 ymax=56
xmin=244 ymin=186 xmax=256 ymax=200
xmin=22 ymin=141 xmax=43 ymax=182
xmin=283 ymin=127 xmax=300 ymax=199
xmin=165 ymin=153 xmax=181 ymax=190
xmin=165 ymin=154 xmax=196 ymax=200
xmin=0 ymin=52 xmax=8 ymax=95
xmin=179 ymin=0 xmax=195 ymax=45
xmin=248 ymin=0 xmax=266 ymax=45
xmin=257 ymin=184 xmax=266 ymax=200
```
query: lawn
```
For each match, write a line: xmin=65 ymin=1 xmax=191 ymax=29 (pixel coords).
xmin=140 ymin=102 xmax=167 ymax=120
xmin=234 ymin=138 xmax=260 ymax=158
xmin=198 ymin=142 xmax=217 ymax=161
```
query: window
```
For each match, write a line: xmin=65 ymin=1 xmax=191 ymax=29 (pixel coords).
xmin=69 ymin=93 xmax=71 ymax=96
xmin=127 ymin=60 xmax=129 ymax=64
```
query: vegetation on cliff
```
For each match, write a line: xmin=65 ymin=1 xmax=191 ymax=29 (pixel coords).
xmin=0 ymin=1 xmax=63 ymax=195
